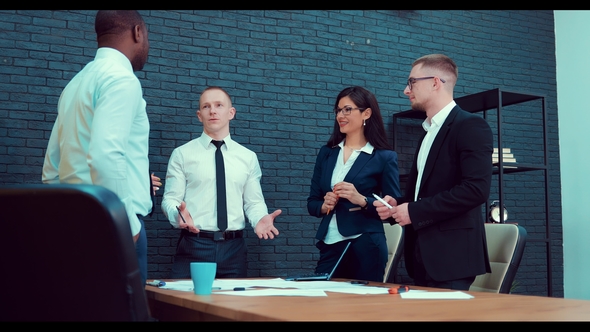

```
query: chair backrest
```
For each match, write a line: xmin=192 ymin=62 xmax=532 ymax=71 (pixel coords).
xmin=383 ymin=223 xmax=404 ymax=283
xmin=0 ymin=184 xmax=151 ymax=321
xmin=469 ymin=223 xmax=527 ymax=294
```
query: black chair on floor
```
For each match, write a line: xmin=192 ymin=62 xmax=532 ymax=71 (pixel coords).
xmin=0 ymin=184 xmax=151 ymax=321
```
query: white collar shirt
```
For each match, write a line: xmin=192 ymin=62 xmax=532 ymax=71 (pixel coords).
xmin=162 ymin=132 xmax=269 ymax=231
xmin=415 ymin=100 xmax=456 ymax=201
xmin=324 ymin=140 xmax=374 ymax=244
xmin=41 ymin=47 xmax=151 ymax=236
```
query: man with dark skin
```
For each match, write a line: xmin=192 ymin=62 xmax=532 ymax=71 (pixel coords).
xmin=42 ymin=10 xmax=152 ymax=285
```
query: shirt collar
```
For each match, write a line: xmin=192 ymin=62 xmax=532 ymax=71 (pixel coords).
xmin=198 ymin=132 xmax=233 ymax=149
xmin=338 ymin=139 xmax=375 ymax=154
xmin=422 ymin=100 xmax=456 ymax=131
xmin=95 ymin=47 xmax=134 ymax=74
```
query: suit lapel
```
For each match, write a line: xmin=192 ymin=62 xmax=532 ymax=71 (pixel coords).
xmin=322 ymin=147 xmax=340 ymax=189
xmin=343 ymin=152 xmax=372 ymax=183
xmin=420 ymin=106 xmax=460 ymax=192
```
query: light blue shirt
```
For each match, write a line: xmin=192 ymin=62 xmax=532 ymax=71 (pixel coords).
xmin=42 ymin=47 xmax=151 ymax=236
xmin=162 ymin=132 xmax=269 ymax=231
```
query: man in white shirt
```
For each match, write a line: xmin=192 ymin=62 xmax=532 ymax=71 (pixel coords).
xmin=42 ymin=10 xmax=152 ymax=285
xmin=162 ymin=86 xmax=281 ymax=278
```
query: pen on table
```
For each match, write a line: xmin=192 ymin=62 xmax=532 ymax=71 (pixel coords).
xmin=176 ymin=205 xmax=187 ymax=224
xmin=351 ymin=280 xmax=368 ymax=285
xmin=233 ymin=287 xmax=246 ymax=291
xmin=146 ymin=280 xmax=166 ymax=287
xmin=372 ymin=193 xmax=393 ymax=209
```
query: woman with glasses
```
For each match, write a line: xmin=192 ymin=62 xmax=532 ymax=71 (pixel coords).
xmin=306 ymin=86 xmax=401 ymax=282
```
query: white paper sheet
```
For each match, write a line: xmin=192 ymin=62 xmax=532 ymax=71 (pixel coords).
xmin=216 ymin=288 xmax=329 ymax=297
xmin=400 ymin=291 xmax=474 ymax=299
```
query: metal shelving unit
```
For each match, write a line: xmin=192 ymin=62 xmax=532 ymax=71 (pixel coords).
xmin=392 ymin=88 xmax=552 ymax=296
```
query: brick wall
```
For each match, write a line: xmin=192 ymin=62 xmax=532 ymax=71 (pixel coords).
xmin=0 ymin=10 xmax=561 ymax=296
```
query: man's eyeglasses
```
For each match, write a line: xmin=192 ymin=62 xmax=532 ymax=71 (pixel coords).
xmin=406 ymin=76 xmax=446 ymax=91
xmin=334 ymin=107 xmax=366 ymax=116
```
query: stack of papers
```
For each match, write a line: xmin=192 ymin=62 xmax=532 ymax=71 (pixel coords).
xmin=156 ymin=278 xmax=474 ymax=299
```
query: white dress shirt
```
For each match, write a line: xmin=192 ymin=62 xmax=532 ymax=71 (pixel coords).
xmin=323 ymin=140 xmax=374 ymax=244
xmin=414 ymin=100 xmax=456 ymax=201
xmin=162 ymin=132 xmax=269 ymax=231
xmin=42 ymin=47 xmax=152 ymax=236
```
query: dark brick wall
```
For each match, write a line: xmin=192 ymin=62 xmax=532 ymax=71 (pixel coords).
xmin=0 ymin=10 xmax=562 ymax=297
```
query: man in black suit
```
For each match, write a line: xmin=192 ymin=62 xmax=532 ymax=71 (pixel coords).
xmin=375 ymin=54 xmax=492 ymax=290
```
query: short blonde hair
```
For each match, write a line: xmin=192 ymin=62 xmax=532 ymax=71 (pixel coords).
xmin=413 ymin=54 xmax=458 ymax=82
xmin=199 ymin=86 xmax=233 ymax=107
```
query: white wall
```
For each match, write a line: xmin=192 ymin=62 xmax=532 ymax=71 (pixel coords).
xmin=554 ymin=10 xmax=590 ymax=300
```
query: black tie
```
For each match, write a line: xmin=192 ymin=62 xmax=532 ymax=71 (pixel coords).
xmin=212 ymin=140 xmax=227 ymax=232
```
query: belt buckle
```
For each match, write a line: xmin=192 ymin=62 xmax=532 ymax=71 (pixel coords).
xmin=213 ymin=231 xmax=225 ymax=241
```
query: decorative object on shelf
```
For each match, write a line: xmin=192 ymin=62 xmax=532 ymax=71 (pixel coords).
xmin=489 ymin=200 xmax=508 ymax=223
xmin=492 ymin=147 xmax=517 ymax=164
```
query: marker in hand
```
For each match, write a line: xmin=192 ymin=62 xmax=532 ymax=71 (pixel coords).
xmin=372 ymin=193 xmax=393 ymax=209
xmin=176 ymin=205 xmax=187 ymax=224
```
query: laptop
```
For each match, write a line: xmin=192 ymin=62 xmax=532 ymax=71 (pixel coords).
xmin=284 ymin=242 xmax=351 ymax=281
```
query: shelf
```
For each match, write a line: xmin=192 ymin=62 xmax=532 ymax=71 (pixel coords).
xmin=393 ymin=88 xmax=545 ymax=120
xmin=492 ymin=163 xmax=547 ymax=174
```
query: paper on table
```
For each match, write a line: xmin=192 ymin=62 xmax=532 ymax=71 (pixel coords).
xmin=160 ymin=278 xmax=295 ymax=292
xmin=216 ymin=289 xmax=328 ymax=297
xmin=400 ymin=291 xmax=474 ymax=299
xmin=159 ymin=280 xmax=193 ymax=291
xmin=214 ymin=278 xmax=293 ymax=290
xmin=159 ymin=278 xmax=408 ymax=296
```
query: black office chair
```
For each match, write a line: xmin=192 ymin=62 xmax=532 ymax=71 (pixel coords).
xmin=0 ymin=184 xmax=151 ymax=321
xmin=383 ymin=222 xmax=404 ymax=283
xmin=469 ymin=223 xmax=527 ymax=294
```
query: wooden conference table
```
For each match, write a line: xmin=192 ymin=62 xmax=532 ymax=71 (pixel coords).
xmin=145 ymin=279 xmax=590 ymax=321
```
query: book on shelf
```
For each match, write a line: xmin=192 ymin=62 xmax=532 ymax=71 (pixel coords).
xmin=493 ymin=158 xmax=517 ymax=163
xmin=493 ymin=148 xmax=512 ymax=154
xmin=492 ymin=147 xmax=517 ymax=163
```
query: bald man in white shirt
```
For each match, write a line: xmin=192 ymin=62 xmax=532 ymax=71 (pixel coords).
xmin=162 ymin=86 xmax=281 ymax=278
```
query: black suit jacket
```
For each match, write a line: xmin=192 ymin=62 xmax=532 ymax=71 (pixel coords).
xmin=307 ymin=145 xmax=401 ymax=240
xmin=399 ymin=105 xmax=493 ymax=281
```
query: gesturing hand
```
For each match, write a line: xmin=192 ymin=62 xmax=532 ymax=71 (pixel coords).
xmin=176 ymin=201 xmax=199 ymax=233
xmin=151 ymin=173 xmax=162 ymax=195
xmin=255 ymin=209 xmax=281 ymax=240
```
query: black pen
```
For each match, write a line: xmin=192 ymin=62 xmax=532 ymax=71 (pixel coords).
xmin=146 ymin=280 xmax=166 ymax=287
xmin=233 ymin=287 xmax=246 ymax=291
xmin=351 ymin=280 xmax=368 ymax=285
xmin=176 ymin=206 xmax=187 ymax=224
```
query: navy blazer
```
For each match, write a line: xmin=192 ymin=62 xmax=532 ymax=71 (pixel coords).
xmin=399 ymin=105 xmax=493 ymax=281
xmin=307 ymin=145 xmax=401 ymax=241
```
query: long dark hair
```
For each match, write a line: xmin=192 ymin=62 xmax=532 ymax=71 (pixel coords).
xmin=326 ymin=86 xmax=391 ymax=150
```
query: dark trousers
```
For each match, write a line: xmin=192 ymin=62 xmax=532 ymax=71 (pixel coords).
xmin=135 ymin=217 xmax=148 ymax=286
xmin=170 ymin=232 xmax=247 ymax=279
xmin=316 ymin=232 xmax=388 ymax=282
xmin=412 ymin=241 xmax=475 ymax=291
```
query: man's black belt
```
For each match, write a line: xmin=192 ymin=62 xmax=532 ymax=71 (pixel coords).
xmin=181 ymin=229 xmax=243 ymax=241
